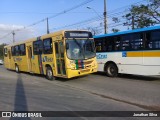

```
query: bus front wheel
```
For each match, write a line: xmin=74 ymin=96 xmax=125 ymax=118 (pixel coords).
xmin=46 ymin=67 xmax=54 ymax=80
xmin=105 ymin=63 xmax=118 ymax=77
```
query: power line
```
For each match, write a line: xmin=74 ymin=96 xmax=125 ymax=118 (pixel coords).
xmin=26 ymin=0 xmax=94 ymax=28
xmin=50 ymin=0 xmax=150 ymax=32
xmin=0 ymin=11 xmax=102 ymax=14
xmin=0 ymin=0 xmax=151 ymax=41
xmin=0 ymin=0 xmax=94 ymax=40
xmin=50 ymin=11 xmax=125 ymax=31
xmin=50 ymin=16 xmax=102 ymax=31
xmin=0 ymin=32 xmax=12 ymax=40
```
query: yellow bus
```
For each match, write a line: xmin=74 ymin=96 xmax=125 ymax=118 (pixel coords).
xmin=4 ymin=30 xmax=97 ymax=80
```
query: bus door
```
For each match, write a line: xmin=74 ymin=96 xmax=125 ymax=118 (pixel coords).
xmin=54 ymin=41 xmax=66 ymax=76
xmin=27 ymin=46 xmax=33 ymax=72
xmin=8 ymin=50 xmax=11 ymax=69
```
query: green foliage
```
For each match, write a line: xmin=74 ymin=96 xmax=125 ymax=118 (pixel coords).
xmin=111 ymin=17 xmax=120 ymax=33
xmin=0 ymin=43 xmax=7 ymax=59
xmin=123 ymin=0 xmax=160 ymax=29
xmin=111 ymin=28 xmax=120 ymax=33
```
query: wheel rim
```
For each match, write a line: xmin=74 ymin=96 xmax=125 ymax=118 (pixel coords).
xmin=16 ymin=66 xmax=19 ymax=72
xmin=47 ymin=69 xmax=52 ymax=78
xmin=108 ymin=65 xmax=116 ymax=76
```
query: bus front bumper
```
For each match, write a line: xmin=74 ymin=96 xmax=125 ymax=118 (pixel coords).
xmin=67 ymin=67 xmax=97 ymax=78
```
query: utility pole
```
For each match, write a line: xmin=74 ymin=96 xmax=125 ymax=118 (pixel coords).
xmin=104 ymin=0 xmax=107 ymax=34
xmin=47 ymin=17 xmax=50 ymax=34
xmin=12 ymin=31 xmax=15 ymax=43
xmin=132 ymin=16 xmax=135 ymax=30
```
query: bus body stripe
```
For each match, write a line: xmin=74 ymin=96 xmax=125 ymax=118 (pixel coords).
xmin=81 ymin=60 xmax=84 ymax=69
xmin=75 ymin=60 xmax=84 ymax=69
xmin=127 ymin=51 xmax=160 ymax=57
xmin=75 ymin=60 xmax=78 ymax=69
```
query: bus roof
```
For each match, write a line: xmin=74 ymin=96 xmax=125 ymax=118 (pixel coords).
xmin=4 ymin=30 xmax=90 ymax=47
xmin=94 ymin=25 xmax=160 ymax=38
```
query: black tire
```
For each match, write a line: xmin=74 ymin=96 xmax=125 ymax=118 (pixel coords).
xmin=15 ymin=64 xmax=19 ymax=73
xmin=105 ymin=63 xmax=118 ymax=77
xmin=46 ymin=67 xmax=54 ymax=80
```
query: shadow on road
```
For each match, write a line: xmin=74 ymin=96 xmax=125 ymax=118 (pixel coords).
xmin=57 ymin=75 xmax=89 ymax=82
xmin=10 ymin=73 xmax=31 ymax=120
xmin=20 ymin=71 xmax=89 ymax=82
xmin=94 ymin=72 xmax=160 ymax=81
xmin=118 ymin=74 xmax=160 ymax=81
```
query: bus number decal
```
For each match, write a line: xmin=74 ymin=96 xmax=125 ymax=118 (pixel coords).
xmin=14 ymin=57 xmax=22 ymax=62
xmin=96 ymin=53 xmax=107 ymax=59
xmin=43 ymin=56 xmax=53 ymax=62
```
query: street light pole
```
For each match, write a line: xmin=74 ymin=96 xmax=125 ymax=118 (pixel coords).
xmin=104 ymin=0 xmax=107 ymax=34
xmin=12 ymin=31 xmax=15 ymax=43
xmin=86 ymin=6 xmax=102 ymax=19
xmin=47 ymin=17 xmax=50 ymax=34
xmin=87 ymin=0 xmax=107 ymax=34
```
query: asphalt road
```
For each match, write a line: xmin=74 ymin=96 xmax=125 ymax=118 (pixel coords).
xmin=0 ymin=65 xmax=160 ymax=120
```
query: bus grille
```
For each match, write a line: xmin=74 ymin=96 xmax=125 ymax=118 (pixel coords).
xmin=80 ymin=69 xmax=90 ymax=73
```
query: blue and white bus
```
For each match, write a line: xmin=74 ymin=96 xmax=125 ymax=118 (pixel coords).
xmin=94 ymin=26 xmax=160 ymax=77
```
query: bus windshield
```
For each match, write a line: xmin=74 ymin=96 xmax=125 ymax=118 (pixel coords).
xmin=66 ymin=39 xmax=95 ymax=60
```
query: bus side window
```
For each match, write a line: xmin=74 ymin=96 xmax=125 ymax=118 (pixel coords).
xmin=131 ymin=33 xmax=143 ymax=50
xmin=96 ymin=46 xmax=101 ymax=52
xmin=11 ymin=47 xmax=15 ymax=56
xmin=19 ymin=44 xmax=26 ymax=56
xmin=4 ymin=48 xmax=8 ymax=57
xmin=145 ymin=32 xmax=153 ymax=49
xmin=121 ymin=35 xmax=131 ymax=51
xmin=95 ymin=39 xmax=103 ymax=52
xmin=15 ymin=45 xmax=20 ymax=56
xmin=33 ymin=40 xmax=43 ymax=55
xmin=105 ymin=38 xmax=114 ymax=52
xmin=114 ymin=36 xmax=121 ymax=51
xmin=148 ymin=31 xmax=160 ymax=49
xmin=43 ymin=38 xmax=53 ymax=54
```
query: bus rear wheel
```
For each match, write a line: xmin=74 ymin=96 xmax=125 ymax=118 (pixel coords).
xmin=105 ymin=63 xmax=118 ymax=77
xmin=46 ymin=67 xmax=54 ymax=80
xmin=15 ymin=65 xmax=19 ymax=73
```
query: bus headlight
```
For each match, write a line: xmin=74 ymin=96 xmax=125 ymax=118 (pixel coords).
xmin=68 ymin=60 xmax=76 ymax=70
xmin=70 ymin=60 xmax=75 ymax=64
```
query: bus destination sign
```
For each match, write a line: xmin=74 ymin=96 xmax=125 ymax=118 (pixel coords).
xmin=65 ymin=31 xmax=92 ymax=38
xmin=70 ymin=33 xmax=89 ymax=37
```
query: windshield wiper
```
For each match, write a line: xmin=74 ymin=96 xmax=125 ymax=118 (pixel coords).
xmin=73 ymin=38 xmax=85 ymax=59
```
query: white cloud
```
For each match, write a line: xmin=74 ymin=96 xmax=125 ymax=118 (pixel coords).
xmin=0 ymin=24 xmax=37 ymax=44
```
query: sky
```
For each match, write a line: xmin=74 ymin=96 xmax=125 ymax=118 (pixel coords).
xmin=0 ymin=0 xmax=149 ymax=44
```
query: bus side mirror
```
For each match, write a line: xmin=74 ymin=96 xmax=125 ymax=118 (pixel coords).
xmin=66 ymin=43 xmax=69 ymax=49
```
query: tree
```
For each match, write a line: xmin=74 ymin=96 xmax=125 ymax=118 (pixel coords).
xmin=111 ymin=17 xmax=120 ymax=33
xmin=123 ymin=0 xmax=160 ymax=29
xmin=112 ymin=17 xmax=120 ymax=23
xmin=148 ymin=0 xmax=160 ymax=22
xmin=111 ymin=28 xmax=120 ymax=33
xmin=0 ymin=43 xmax=7 ymax=59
